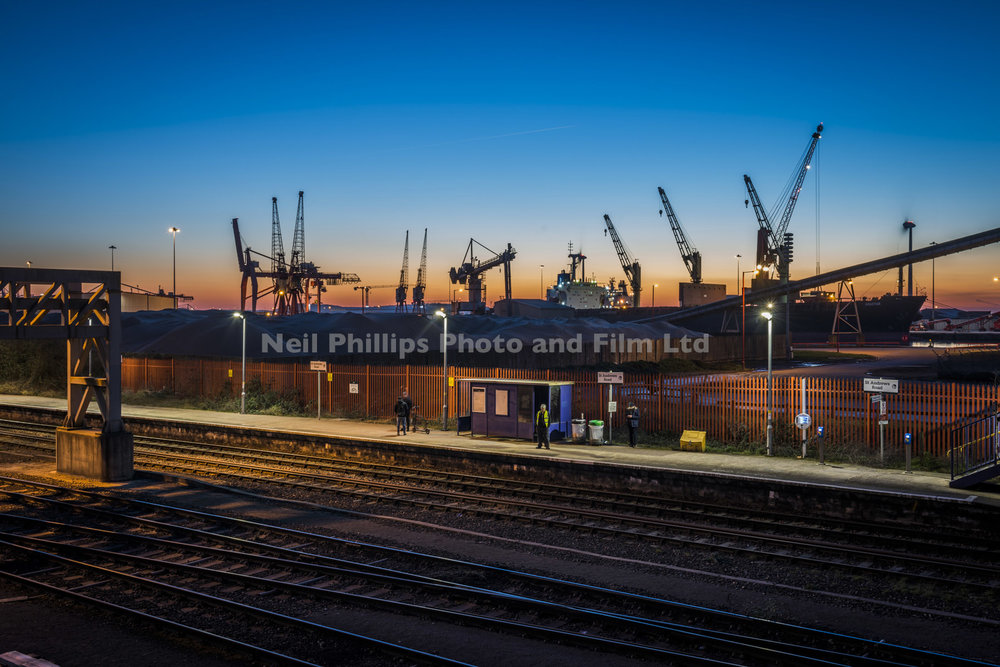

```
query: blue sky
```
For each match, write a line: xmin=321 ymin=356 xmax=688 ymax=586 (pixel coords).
xmin=2 ymin=0 xmax=999 ymax=309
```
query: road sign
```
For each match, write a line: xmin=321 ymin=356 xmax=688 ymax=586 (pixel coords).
xmin=607 ymin=401 xmax=617 ymax=413
xmin=348 ymin=383 xmax=359 ymax=394
xmin=794 ymin=412 xmax=811 ymax=430
xmin=310 ymin=361 xmax=327 ymax=372
xmin=863 ymin=377 xmax=898 ymax=394
xmin=598 ymin=371 xmax=623 ymax=384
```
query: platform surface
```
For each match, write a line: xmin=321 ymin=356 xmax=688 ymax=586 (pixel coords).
xmin=2 ymin=393 xmax=997 ymax=505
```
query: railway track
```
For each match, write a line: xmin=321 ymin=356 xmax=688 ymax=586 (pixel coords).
xmin=2 ymin=419 xmax=999 ymax=622
xmin=0 ymin=476 xmax=989 ymax=667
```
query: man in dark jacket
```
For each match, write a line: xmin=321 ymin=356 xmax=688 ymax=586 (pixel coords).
xmin=401 ymin=389 xmax=414 ymax=432
xmin=394 ymin=394 xmax=410 ymax=435
xmin=535 ymin=403 xmax=550 ymax=450
xmin=626 ymin=402 xmax=640 ymax=447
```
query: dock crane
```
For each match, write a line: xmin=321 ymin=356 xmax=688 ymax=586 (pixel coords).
xmin=232 ymin=192 xmax=360 ymax=314
xmin=744 ymin=122 xmax=823 ymax=289
xmin=354 ymin=284 xmax=396 ymax=313
xmin=411 ymin=228 xmax=428 ymax=314
xmin=448 ymin=238 xmax=516 ymax=315
xmin=395 ymin=231 xmax=409 ymax=313
xmin=603 ymin=214 xmax=641 ymax=307
xmin=658 ymin=186 xmax=701 ymax=284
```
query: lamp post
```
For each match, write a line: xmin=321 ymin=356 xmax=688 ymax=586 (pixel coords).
xmin=652 ymin=283 xmax=658 ymax=308
xmin=168 ymin=227 xmax=180 ymax=303
xmin=233 ymin=313 xmax=246 ymax=414
xmin=435 ymin=310 xmax=448 ymax=430
xmin=762 ymin=307 xmax=774 ymax=456
xmin=109 ymin=245 xmax=117 ymax=272
xmin=735 ymin=254 xmax=741 ymax=294
xmin=903 ymin=220 xmax=915 ymax=297
xmin=539 ymin=265 xmax=544 ymax=299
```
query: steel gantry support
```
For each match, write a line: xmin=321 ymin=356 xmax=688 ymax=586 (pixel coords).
xmin=0 ymin=267 xmax=133 ymax=480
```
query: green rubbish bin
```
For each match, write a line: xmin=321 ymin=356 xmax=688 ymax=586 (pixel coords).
xmin=587 ymin=420 xmax=604 ymax=444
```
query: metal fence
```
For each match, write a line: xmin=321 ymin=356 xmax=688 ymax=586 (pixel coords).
xmin=122 ymin=357 xmax=999 ymax=456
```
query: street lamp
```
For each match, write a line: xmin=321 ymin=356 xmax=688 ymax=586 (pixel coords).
xmin=735 ymin=254 xmax=741 ymax=294
xmin=435 ymin=309 xmax=449 ymax=430
xmin=539 ymin=265 xmax=545 ymax=299
xmin=762 ymin=307 xmax=774 ymax=456
xmin=109 ymin=245 xmax=117 ymax=272
xmin=233 ymin=313 xmax=246 ymax=414
xmin=652 ymin=283 xmax=659 ymax=308
xmin=168 ymin=227 xmax=180 ymax=302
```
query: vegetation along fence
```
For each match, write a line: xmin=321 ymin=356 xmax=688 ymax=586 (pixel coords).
xmin=122 ymin=357 xmax=997 ymax=456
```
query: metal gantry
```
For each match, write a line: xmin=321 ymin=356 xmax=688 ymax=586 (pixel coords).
xmin=0 ymin=267 xmax=132 ymax=480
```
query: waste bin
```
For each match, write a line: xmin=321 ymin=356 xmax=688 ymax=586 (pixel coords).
xmin=587 ymin=420 xmax=604 ymax=444
xmin=571 ymin=419 xmax=587 ymax=442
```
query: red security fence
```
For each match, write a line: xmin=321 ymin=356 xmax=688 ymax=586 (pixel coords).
xmin=122 ymin=357 xmax=997 ymax=456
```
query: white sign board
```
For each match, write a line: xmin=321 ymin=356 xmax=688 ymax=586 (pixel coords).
xmin=607 ymin=401 xmax=617 ymax=413
xmin=310 ymin=361 xmax=328 ymax=372
xmin=794 ymin=412 xmax=811 ymax=430
xmin=348 ymin=383 xmax=359 ymax=394
xmin=863 ymin=377 xmax=898 ymax=394
xmin=598 ymin=371 xmax=624 ymax=384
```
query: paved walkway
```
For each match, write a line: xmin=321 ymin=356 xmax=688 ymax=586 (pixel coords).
xmin=2 ymin=393 xmax=997 ymax=504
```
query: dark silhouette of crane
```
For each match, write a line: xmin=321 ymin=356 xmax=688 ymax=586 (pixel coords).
xmin=395 ymin=231 xmax=409 ymax=313
xmin=411 ymin=228 xmax=428 ymax=314
xmin=233 ymin=192 xmax=360 ymax=315
xmin=743 ymin=123 xmax=823 ymax=289
xmin=449 ymin=238 xmax=516 ymax=315
xmin=603 ymin=214 xmax=641 ymax=307
xmin=353 ymin=284 xmax=396 ymax=313
xmin=658 ymin=186 xmax=701 ymax=284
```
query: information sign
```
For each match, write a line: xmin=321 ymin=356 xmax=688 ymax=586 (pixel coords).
xmin=310 ymin=361 xmax=328 ymax=372
xmin=598 ymin=371 xmax=624 ymax=384
xmin=863 ymin=378 xmax=899 ymax=394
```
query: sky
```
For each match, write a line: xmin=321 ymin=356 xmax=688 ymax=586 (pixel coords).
xmin=2 ymin=0 xmax=999 ymax=311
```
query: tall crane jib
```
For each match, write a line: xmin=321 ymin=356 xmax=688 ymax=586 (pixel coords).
xmin=657 ymin=186 xmax=701 ymax=284
xmin=448 ymin=238 xmax=516 ymax=315
xmin=395 ymin=231 xmax=409 ymax=313
xmin=602 ymin=214 xmax=641 ymax=307
xmin=743 ymin=123 xmax=822 ymax=288
xmin=291 ymin=190 xmax=305 ymax=272
xmin=411 ymin=228 xmax=428 ymax=314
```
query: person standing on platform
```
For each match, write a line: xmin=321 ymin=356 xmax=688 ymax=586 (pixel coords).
xmin=394 ymin=393 xmax=410 ymax=435
xmin=626 ymin=402 xmax=640 ymax=447
xmin=401 ymin=388 xmax=414 ymax=433
xmin=535 ymin=403 xmax=550 ymax=450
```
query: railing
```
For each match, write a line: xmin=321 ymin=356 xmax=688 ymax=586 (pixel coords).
xmin=950 ymin=404 xmax=1000 ymax=481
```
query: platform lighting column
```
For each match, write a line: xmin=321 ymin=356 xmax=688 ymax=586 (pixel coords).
xmin=539 ymin=265 xmax=544 ymax=299
xmin=735 ymin=254 xmax=741 ymax=294
xmin=762 ymin=308 xmax=774 ymax=456
xmin=435 ymin=310 xmax=448 ymax=430
xmin=109 ymin=245 xmax=117 ymax=272
xmin=652 ymin=283 xmax=658 ymax=308
xmin=233 ymin=313 xmax=246 ymax=414
xmin=168 ymin=227 xmax=180 ymax=305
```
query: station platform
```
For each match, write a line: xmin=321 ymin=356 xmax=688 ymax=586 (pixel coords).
xmin=2 ymin=393 xmax=998 ymax=506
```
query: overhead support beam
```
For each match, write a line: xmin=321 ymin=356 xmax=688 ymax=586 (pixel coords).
xmin=659 ymin=226 xmax=1000 ymax=323
xmin=0 ymin=267 xmax=132 ymax=481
